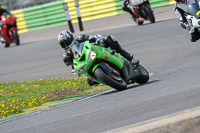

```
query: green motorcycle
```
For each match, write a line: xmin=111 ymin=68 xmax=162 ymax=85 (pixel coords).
xmin=72 ymin=41 xmax=149 ymax=91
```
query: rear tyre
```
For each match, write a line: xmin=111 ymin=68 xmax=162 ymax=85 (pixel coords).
xmin=94 ymin=67 xmax=127 ymax=91
xmin=12 ymin=30 xmax=20 ymax=46
xmin=143 ymin=3 xmax=155 ymax=23
xmin=136 ymin=64 xmax=149 ymax=84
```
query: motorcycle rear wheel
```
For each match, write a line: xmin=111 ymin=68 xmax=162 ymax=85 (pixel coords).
xmin=143 ymin=3 xmax=155 ymax=23
xmin=136 ymin=64 xmax=149 ymax=84
xmin=94 ymin=67 xmax=127 ymax=91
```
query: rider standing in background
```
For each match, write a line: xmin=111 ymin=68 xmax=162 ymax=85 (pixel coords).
xmin=174 ymin=0 xmax=200 ymax=42
xmin=58 ymin=30 xmax=139 ymax=86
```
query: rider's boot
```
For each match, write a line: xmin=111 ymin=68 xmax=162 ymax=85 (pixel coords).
xmin=104 ymin=35 xmax=140 ymax=66
xmin=120 ymin=49 xmax=139 ymax=66
xmin=120 ymin=49 xmax=133 ymax=61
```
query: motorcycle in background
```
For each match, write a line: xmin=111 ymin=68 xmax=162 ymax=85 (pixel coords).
xmin=129 ymin=0 xmax=155 ymax=25
xmin=185 ymin=2 xmax=200 ymax=34
xmin=0 ymin=13 xmax=20 ymax=48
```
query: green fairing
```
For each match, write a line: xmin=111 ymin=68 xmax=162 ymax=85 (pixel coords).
xmin=73 ymin=41 xmax=124 ymax=81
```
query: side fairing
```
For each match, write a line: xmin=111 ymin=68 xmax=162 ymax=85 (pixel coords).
xmin=73 ymin=41 xmax=124 ymax=78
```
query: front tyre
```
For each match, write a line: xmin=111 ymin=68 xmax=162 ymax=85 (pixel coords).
xmin=94 ymin=67 xmax=127 ymax=91
xmin=12 ymin=30 xmax=20 ymax=46
xmin=136 ymin=64 xmax=149 ymax=84
xmin=4 ymin=42 xmax=10 ymax=48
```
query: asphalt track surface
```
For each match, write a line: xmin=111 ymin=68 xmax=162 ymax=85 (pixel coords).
xmin=1 ymin=6 xmax=200 ymax=133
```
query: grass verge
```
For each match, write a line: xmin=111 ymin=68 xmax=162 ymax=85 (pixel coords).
xmin=0 ymin=77 xmax=104 ymax=119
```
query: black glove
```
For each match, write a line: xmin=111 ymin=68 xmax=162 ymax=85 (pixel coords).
xmin=93 ymin=34 xmax=104 ymax=45
xmin=95 ymin=38 xmax=104 ymax=45
xmin=76 ymin=34 xmax=90 ymax=43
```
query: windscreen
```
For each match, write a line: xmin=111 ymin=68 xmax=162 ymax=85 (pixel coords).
xmin=71 ymin=42 xmax=84 ymax=59
xmin=187 ymin=3 xmax=200 ymax=18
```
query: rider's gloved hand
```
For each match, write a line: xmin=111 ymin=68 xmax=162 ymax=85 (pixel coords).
xmin=94 ymin=34 xmax=104 ymax=40
xmin=94 ymin=34 xmax=104 ymax=45
xmin=95 ymin=38 xmax=104 ymax=45
xmin=76 ymin=34 xmax=90 ymax=42
xmin=89 ymin=34 xmax=104 ymax=44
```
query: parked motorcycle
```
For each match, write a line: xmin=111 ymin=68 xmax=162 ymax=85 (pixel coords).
xmin=129 ymin=0 xmax=155 ymax=25
xmin=0 ymin=13 xmax=20 ymax=48
xmin=72 ymin=41 xmax=149 ymax=91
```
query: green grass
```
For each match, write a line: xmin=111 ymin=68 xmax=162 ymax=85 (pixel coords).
xmin=0 ymin=77 xmax=93 ymax=119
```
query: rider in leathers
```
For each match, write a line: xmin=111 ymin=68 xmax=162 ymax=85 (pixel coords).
xmin=0 ymin=4 xmax=9 ymax=18
xmin=122 ymin=0 xmax=151 ymax=22
xmin=58 ymin=30 xmax=138 ymax=86
xmin=174 ymin=0 xmax=200 ymax=42
xmin=0 ymin=4 xmax=10 ymax=43
xmin=122 ymin=0 xmax=137 ymax=20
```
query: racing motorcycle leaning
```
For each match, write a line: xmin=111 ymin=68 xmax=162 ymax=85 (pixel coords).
xmin=0 ymin=13 xmax=20 ymax=47
xmin=72 ymin=41 xmax=149 ymax=91
xmin=129 ymin=0 xmax=155 ymax=25
xmin=184 ymin=1 xmax=200 ymax=37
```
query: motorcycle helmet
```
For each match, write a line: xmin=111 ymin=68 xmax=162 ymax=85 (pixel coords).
xmin=58 ymin=30 xmax=74 ymax=50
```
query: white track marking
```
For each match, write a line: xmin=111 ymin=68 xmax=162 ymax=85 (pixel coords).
xmin=149 ymin=73 xmax=154 ymax=77
xmin=104 ymin=106 xmax=200 ymax=133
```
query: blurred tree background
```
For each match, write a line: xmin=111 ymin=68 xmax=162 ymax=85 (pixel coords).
xmin=0 ymin=0 xmax=60 ymax=11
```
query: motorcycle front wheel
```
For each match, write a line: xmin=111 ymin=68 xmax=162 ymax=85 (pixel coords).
xmin=136 ymin=64 xmax=149 ymax=84
xmin=4 ymin=42 xmax=10 ymax=48
xmin=12 ymin=30 xmax=20 ymax=46
xmin=94 ymin=67 xmax=127 ymax=91
xmin=0 ymin=37 xmax=10 ymax=48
